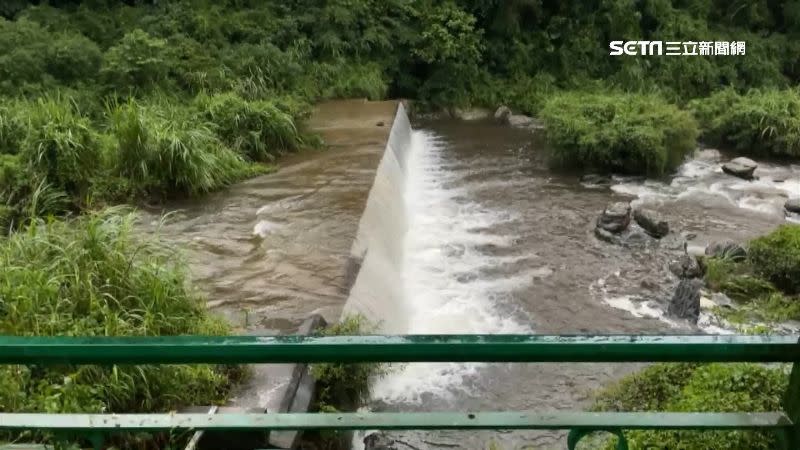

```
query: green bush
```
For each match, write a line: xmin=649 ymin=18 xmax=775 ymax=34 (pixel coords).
xmin=748 ymin=225 xmax=800 ymax=294
xmin=19 ymin=97 xmax=100 ymax=200
xmin=0 ymin=210 xmax=241 ymax=428
xmin=102 ymin=29 xmax=170 ymax=92
xmin=691 ymin=88 xmax=800 ymax=158
xmin=45 ymin=32 xmax=102 ymax=83
xmin=540 ymin=92 xmax=698 ymax=175
xmin=594 ymin=363 xmax=788 ymax=450
xmin=110 ymin=100 xmax=252 ymax=196
xmin=195 ymin=92 xmax=301 ymax=162
xmin=0 ymin=104 xmax=26 ymax=154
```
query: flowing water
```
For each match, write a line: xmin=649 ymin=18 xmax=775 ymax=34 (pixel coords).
xmin=145 ymin=101 xmax=800 ymax=449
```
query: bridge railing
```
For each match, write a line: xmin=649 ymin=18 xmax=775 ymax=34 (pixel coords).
xmin=0 ymin=334 xmax=798 ymax=450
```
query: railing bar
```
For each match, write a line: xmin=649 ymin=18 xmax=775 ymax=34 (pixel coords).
xmin=0 ymin=335 xmax=798 ymax=364
xmin=0 ymin=412 xmax=791 ymax=431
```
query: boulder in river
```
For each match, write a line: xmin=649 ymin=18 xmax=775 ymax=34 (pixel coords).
xmin=786 ymin=198 xmax=800 ymax=214
xmin=705 ymin=240 xmax=747 ymax=262
xmin=580 ymin=173 xmax=613 ymax=187
xmin=494 ymin=105 xmax=512 ymax=122
xmin=669 ymin=254 xmax=703 ymax=279
xmin=364 ymin=433 xmax=398 ymax=450
xmin=596 ymin=202 xmax=631 ymax=234
xmin=668 ymin=278 xmax=703 ymax=323
xmin=633 ymin=208 xmax=669 ymax=238
xmin=721 ymin=157 xmax=758 ymax=180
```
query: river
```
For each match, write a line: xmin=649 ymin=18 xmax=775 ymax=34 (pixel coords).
xmin=143 ymin=101 xmax=799 ymax=449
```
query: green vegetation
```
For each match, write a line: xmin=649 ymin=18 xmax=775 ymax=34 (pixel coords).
xmin=306 ymin=315 xmax=384 ymax=449
xmin=691 ymin=88 xmax=800 ymax=158
xmin=0 ymin=210 xmax=242 ymax=446
xmin=541 ymin=92 xmax=698 ymax=175
xmin=703 ymin=225 xmax=800 ymax=325
xmin=594 ymin=363 xmax=789 ymax=450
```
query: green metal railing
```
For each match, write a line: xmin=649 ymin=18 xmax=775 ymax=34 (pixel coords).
xmin=0 ymin=334 xmax=798 ymax=449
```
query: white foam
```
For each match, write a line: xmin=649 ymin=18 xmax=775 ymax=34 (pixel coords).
xmin=611 ymin=155 xmax=800 ymax=220
xmin=371 ymin=131 xmax=530 ymax=404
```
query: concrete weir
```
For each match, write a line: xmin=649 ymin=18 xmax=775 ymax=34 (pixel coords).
xmin=185 ymin=99 xmax=409 ymax=450
xmin=342 ymin=101 xmax=413 ymax=333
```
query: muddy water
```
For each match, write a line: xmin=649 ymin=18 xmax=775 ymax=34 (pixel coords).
xmin=144 ymin=102 xmax=799 ymax=448
xmin=140 ymin=100 xmax=398 ymax=409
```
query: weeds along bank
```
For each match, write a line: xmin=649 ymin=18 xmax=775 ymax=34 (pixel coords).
xmin=1 ymin=0 xmax=800 ymax=216
xmin=0 ymin=210 xmax=244 ymax=447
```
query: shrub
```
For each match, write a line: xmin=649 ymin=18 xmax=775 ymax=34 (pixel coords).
xmin=45 ymin=32 xmax=102 ymax=83
xmin=541 ymin=92 xmax=698 ymax=175
xmin=594 ymin=363 xmax=788 ymax=450
xmin=314 ymin=61 xmax=388 ymax=101
xmin=0 ymin=104 xmax=26 ymax=154
xmin=311 ymin=316 xmax=384 ymax=411
xmin=102 ymin=29 xmax=170 ymax=92
xmin=110 ymin=100 xmax=252 ymax=196
xmin=748 ymin=225 xmax=800 ymax=294
xmin=0 ymin=18 xmax=49 ymax=89
xmin=690 ymin=88 xmax=800 ymax=158
xmin=194 ymin=92 xmax=301 ymax=162
xmin=19 ymin=96 xmax=100 ymax=200
xmin=0 ymin=210 xmax=241 ymax=437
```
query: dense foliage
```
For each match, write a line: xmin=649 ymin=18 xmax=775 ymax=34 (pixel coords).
xmin=541 ymin=92 xmax=698 ymax=175
xmin=691 ymin=88 xmax=800 ymax=158
xmin=594 ymin=363 xmax=789 ymax=449
xmin=0 ymin=210 xmax=241 ymax=446
xmin=704 ymin=225 xmax=800 ymax=325
xmin=0 ymin=0 xmax=798 ymax=190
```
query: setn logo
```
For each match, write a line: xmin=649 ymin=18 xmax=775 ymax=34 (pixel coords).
xmin=609 ymin=41 xmax=662 ymax=56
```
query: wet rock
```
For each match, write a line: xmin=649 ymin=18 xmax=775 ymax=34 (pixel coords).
xmin=668 ymin=279 xmax=704 ymax=323
xmin=364 ymin=433 xmax=398 ymax=450
xmin=705 ymin=240 xmax=747 ymax=262
xmin=711 ymin=292 xmax=735 ymax=309
xmin=596 ymin=202 xmax=631 ymax=234
xmin=633 ymin=208 xmax=669 ymax=238
xmin=722 ymin=157 xmax=758 ymax=180
xmin=580 ymin=173 xmax=612 ymax=187
xmin=494 ymin=105 xmax=512 ymax=122
xmin=452 ymin=107 xmax=491 ymax=121
xmin=786 ymin=198 xmax=800 ymax=214
xmin=669 ymin=255 xmax=703 ymax=279
xmin=508 ymin=114 xmax=545 ymax=130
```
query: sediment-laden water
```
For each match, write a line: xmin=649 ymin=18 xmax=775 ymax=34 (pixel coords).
xmin=146 ymin=102 xmax=799 ymax=448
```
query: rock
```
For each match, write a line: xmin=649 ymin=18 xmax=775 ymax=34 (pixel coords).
xmin=711 ymin=292 xmax=735 ymax=309
xmin=494 ymin=105 xmax=512 ymax=122
xmin=722 ymin=157 xmax=758 ymax=180
xmin=508 ymin=114 xmax=545 ymax=130
xmin=580 ymin=174 xmax=612 ymax=187
xmin=596 ymin=202 xmax=632 ymax=234
xmin=668 ymin=279 xmax=703 ymax=323
xmin=364 ymin=433 xmax=398 ymax=450
xmin=669 ymin=254 xmax=703 ymax=279
xmin=633 ymin=208 xmax=669 ymax=238
xmin=452 ymin=107 xmax=492 ymax=121
xmin=705 ymin=240 xmax=747 ymax=262
xmin=786 ymin=198 xmax=800 ymax=214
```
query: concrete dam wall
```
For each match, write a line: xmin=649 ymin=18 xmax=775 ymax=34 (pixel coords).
xmin=342 ymin=102 xmax=412 ymax=333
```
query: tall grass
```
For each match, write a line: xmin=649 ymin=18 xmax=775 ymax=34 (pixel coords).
xmin=20 ymin=96 xmax=100 ymax=198
xmin=540 ymin=92 xmax=698 ymax=175
xmin=690 ymin=88 xmax=800 ymax=158
xmin=0 ymin=209 xmax=240 ymax=419
xmin=110 ymin=100 xmax=253 ymax=196
xmin=195 ymin=92 xmax=301 ymax=162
